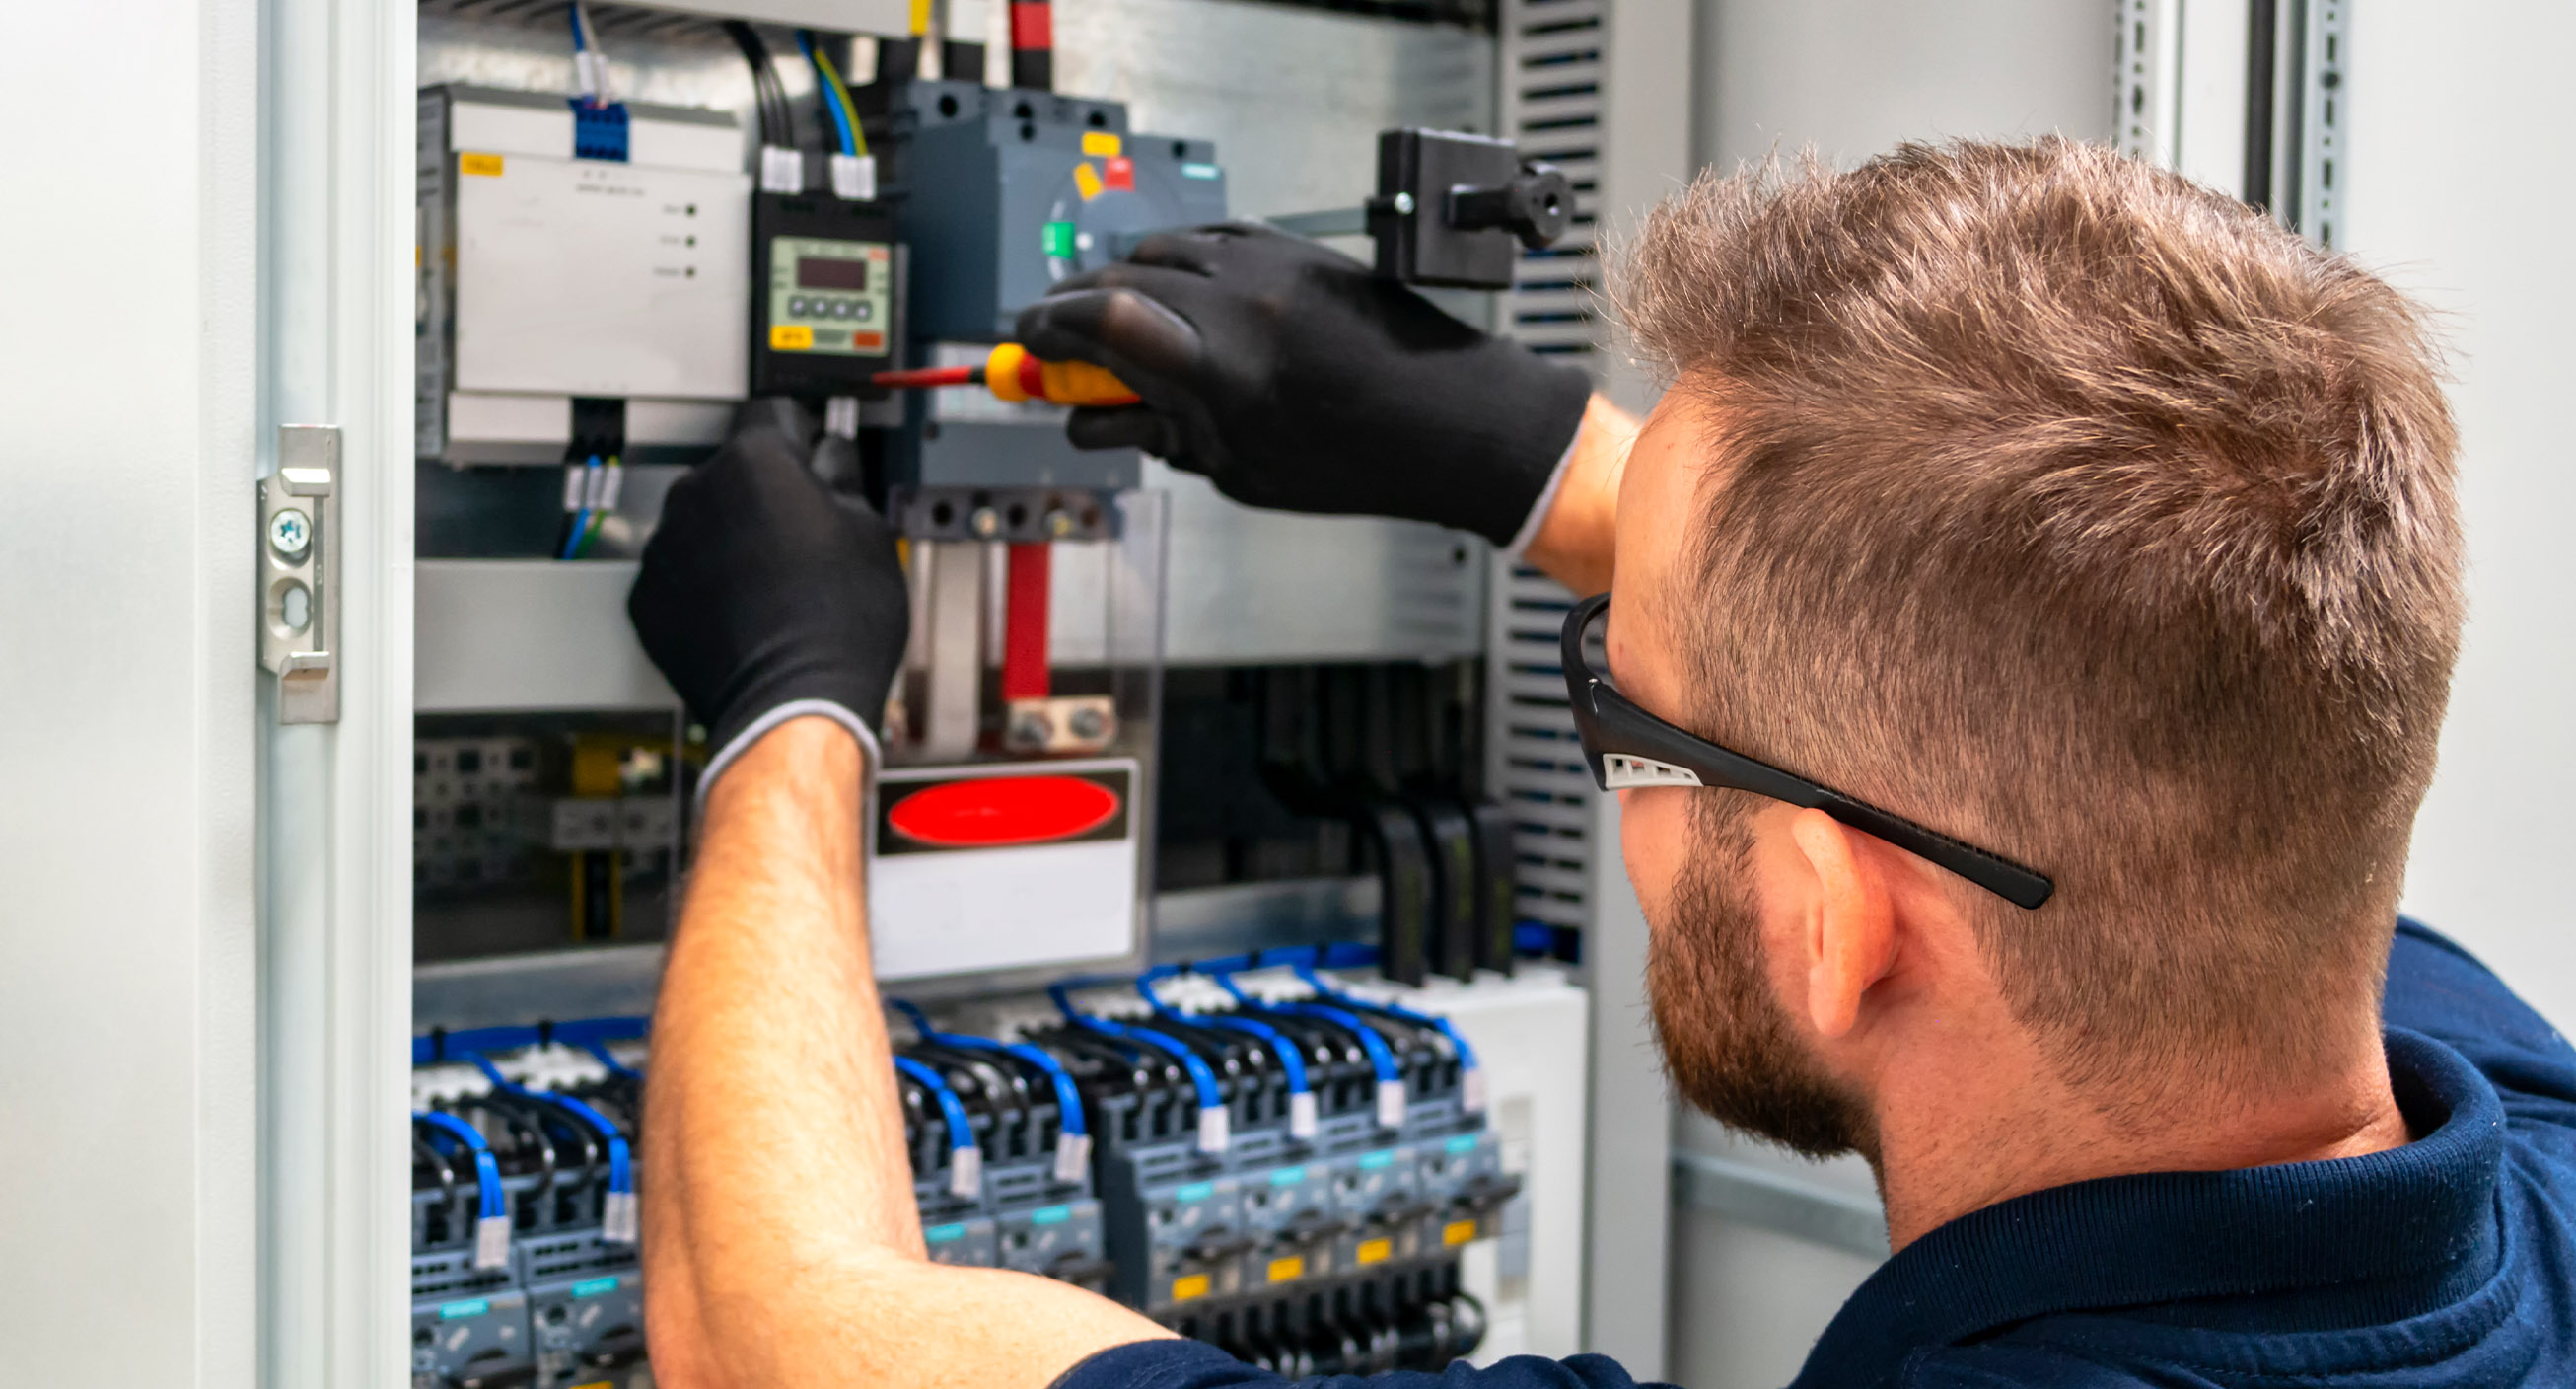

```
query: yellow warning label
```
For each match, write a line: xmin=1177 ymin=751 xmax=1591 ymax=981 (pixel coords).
xmin=458 ymin=152 xmax=505 ymax=177
xmin=571 ymin=1382 xmax=613 ymax=1389
xmin=1267 ymin=1256 xmax=1306 ymax=1283
xmin=770 ymin=324 xmax=814 ymax=350
xmin=1355 ymin=1238 xmax=1392 ymax=1266
xmin=1081 ymin=131 xmax=1123 ymax=158
xmin=1073 ymin=161 xmax=1105 ymax=201
xmin=1443 ymin=1219 xmax=1477 ymax=1247
xmin=1171 ymin=1274 xmax=1211 ymax=1302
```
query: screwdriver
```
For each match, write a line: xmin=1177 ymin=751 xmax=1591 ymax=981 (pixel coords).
xmin=871 ymin=342 xmax=1138 ymax=406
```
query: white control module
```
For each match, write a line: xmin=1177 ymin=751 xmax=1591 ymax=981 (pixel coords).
xmin=418 ymin=85 xmax=751 ymax=465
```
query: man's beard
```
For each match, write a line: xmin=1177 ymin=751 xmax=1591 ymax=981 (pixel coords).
xmin=1648 ymin=795 xmax=1879 ymax=1161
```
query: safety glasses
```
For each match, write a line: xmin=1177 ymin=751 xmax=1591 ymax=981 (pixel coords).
xmin=1558 ymin=591 xmax=2053 ymax=910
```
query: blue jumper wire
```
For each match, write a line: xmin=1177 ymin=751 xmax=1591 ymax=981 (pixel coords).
xmin=1049 ymin=980 xmax=1231 ymax=1154
xmin=890 ymin=1000 xmax=1092 ymax=1183
xmin=1135 ymin=965 xmax=1319 ymax=1140
xmin=1205 ymin=961 xmax=1409 ymax=1131
xmin=467 ymin=1053 xmax=638 ymax=1243
xmin=894 ymin=1056 xmax=985 ymax=1199
xmin=416 ymin=1109 xmax=514 ymax=1269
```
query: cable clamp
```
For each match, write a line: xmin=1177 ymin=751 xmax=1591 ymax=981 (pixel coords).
xmin=759 ymin=145 xmax=806 ymax=194
xmin=829 ymin=153 xmax=878 ymax=201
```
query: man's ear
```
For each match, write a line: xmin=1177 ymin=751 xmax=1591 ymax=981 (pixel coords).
xmin=1787 ymin=809 xmax=1898 ymax=1038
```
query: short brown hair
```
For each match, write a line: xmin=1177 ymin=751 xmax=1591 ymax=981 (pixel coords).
xmin=1612 ymin=139 xmax=2463 ymax=1105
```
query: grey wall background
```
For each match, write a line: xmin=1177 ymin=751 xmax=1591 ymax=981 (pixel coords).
xmin=1664 ymin=3 xmax=2113 ymax=1384
xmin=2343 ymin=7 xmax=2576 ymax=1032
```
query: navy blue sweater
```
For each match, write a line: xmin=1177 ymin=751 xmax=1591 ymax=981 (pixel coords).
xmin=1055 ymin=920 xmax=2576 ymax=1387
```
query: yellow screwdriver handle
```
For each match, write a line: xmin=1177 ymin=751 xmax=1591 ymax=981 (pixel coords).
xmin=984 ymin=341 xmax=1140 ymax=406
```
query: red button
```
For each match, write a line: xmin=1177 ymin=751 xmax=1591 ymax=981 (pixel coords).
xmin=888 ymin=775 xmax=1119 ymax=848
xmin=1102 ymin=157 xmax=1135 ymax=192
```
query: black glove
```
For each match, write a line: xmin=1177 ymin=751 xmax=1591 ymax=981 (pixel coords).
xmin=628 ymin=399 xmax=909 ymax=788
xmin=1013 ymin=222 xmax=1593 ymax=547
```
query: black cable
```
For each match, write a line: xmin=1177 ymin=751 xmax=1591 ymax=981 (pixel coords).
xmin=723 ymin=20 xmax=791 ymax=147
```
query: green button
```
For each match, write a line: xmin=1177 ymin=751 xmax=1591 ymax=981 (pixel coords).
xmin=1041 ymin=220 xmax=1078 ymax=259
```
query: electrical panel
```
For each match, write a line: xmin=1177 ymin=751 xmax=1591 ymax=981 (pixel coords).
xmin=409 ymin=958 xmax=1576 ymax=1387
xmin=401 ymin=2 xmax=1587 ymax=1380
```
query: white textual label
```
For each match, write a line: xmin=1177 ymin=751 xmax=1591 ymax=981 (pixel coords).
xmin=759 ymin=145 xmax=805 ymax=194
xmin=602 ymin=1191 xmax=639 ymax=1244
xmin=830 ymin=153 xmax=877 ymax=202
xmin=594 ymin=463 xmax=622 ymax=511
xmin=951 ymin=1144 xmax=983 ymax=1200
xmin=1054 ymin=1132 xmax=1092 ymax=1184
xmin=1377 ymin=1078 xmax=1408 ymax=1130
xmin=1289 ymin=1090 xmax=1320 ymax=1140
xmin=1198 ymin=1104 xmax=1230 ymax=1154
xmin=474 ymin=1214 xmax=514 ymax=1270
xmin=1463 ymin=1066 xmax=1487 ymax=1114
xmin=561 ymin=464 xmax=586 ymax=510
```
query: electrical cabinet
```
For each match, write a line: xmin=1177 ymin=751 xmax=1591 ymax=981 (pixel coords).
xmin=148 ymin=0 xmax=1680 ymax=1383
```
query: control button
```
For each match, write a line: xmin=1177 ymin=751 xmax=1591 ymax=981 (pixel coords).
xmin=833 ymin=299 xmax=857 ymax=319
xmin=852 ymin=301 xmax=874 ymax=322
xmin=788 ymin=295 xmax=810 ymax=317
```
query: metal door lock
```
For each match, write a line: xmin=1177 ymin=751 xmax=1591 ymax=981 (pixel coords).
xmin=260 ymin=424 xmax=341 ymax=724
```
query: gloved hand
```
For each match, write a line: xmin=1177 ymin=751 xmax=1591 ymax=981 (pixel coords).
xmin=628 ymin=399 xmax=909 ymax=794
xmin=1013 ymin=222 xmax=1594 ymax=548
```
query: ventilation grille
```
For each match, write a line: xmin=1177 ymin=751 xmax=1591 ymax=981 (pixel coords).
xmin=1483 ymin=0 xmax=1606 ymax=951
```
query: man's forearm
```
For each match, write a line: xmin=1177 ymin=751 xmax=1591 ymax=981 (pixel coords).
xmin=643 ymin=718 xmax=922 ymax=1382
xmin=1521 ymin=393 xmax=1636 ymax=596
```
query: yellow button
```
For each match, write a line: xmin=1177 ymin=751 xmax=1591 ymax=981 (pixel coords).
xmin=1073 ymin=161 xmax=1105 ymax=201
xmin=1267 ymin=1255 xmax=1305 ymax=1283
xmin=1443 ymin=1219 xmax=1477 ymax=1247
xmin=1082 ymin=131 xmax=1123 ymax=158
xmin=1355 ymin=1238 xmax=1392 ymax=1266
xmin=1171 ymin=1273 xmax=1211 ymax=1302
xmin=770 ymin=324 xmax=814 ymax=350
xmin=458 ymin=152 xmax=505 ymax=177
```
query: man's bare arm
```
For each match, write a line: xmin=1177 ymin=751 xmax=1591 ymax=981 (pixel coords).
xmin=1521 ymin=393 xmax=1637 ymax=596
xmin=641 ymin=717 xmax=1174 ymax=1389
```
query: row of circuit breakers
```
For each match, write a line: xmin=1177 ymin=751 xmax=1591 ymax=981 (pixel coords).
xmin=410 ymin=952 xmax=1515 ymax=1389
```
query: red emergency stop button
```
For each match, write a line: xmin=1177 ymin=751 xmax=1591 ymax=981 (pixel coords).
xmin=887 ymin=775 xmax=1120 ymax=848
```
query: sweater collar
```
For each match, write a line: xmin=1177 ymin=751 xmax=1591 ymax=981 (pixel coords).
xmin=1789 ymin=1028 xmax=2506 ymax=1388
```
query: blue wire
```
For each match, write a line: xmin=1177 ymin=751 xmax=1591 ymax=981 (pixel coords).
xmin=566 ymin=2 xmax=587 ymax=51
xmin=416 ymin=1110 xmax=507 ymax=1221
xmin=1292 ymin=956 xmax=1481 ymax=1074
xmin=581 ymin=1040 xmax=641 ymax=1081
xmin=560 ymin=455 xmax=600 ymax=560
xmin=1134 ymin=967 xmax=1312 ymax=1099
xmin=1047 ymin=981 xmax=1225 ymax=1114
xmin=1206 ymin=966 xmax=1402 ymax=1086
xmin=889 ymin=1000 xmax=1085 ymax=1138
xmin=796 ymin=31 xmax=857 ymax=156
xmin=893 ymin=1056 xmax=980 ymax=1166
xmin=468 ymin=1053 xmax=633 ymax=1206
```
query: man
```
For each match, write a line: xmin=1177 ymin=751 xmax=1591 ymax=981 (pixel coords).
xmin=623 ymin=139 xmax=2576 ymax=1388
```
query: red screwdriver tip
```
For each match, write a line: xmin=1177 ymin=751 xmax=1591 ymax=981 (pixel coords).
xmin=869 ymin=364 xmax=985 ymax=390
